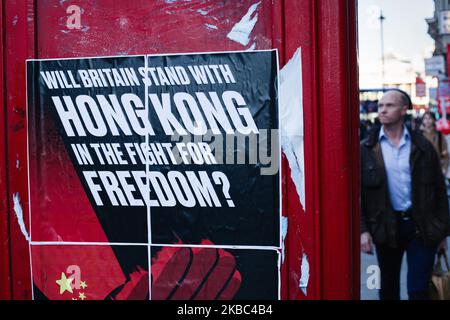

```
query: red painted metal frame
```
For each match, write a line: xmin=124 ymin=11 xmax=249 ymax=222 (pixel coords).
xmin=349 ymin=1 xmax=361 ymax=300
xmin=283 ymin=0 xmax=318 ymax=300
xmin=0 ymin=0 xmax=360 ymax=299
xmin=0 ymin=0 xmax=12 ymax=300
xmin=313 ymin=0 xmax=360 ymax=299
xmin=316 ymin=0 xmax=360 ymax=299
xmin=281 ymin=0 xmax=359 ymax=299
xmin=2 ymin=0 xmax=35 ymax=299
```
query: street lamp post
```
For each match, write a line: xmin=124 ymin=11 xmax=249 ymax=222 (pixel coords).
xmin=379 ymin=10 xmax=386 ymax=89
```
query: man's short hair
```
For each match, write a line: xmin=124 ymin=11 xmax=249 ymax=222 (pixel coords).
xmin=385 ymin=88 xmax=413 ymax=110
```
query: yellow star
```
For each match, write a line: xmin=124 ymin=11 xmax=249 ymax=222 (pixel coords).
xmin=78 ymin=292 xmax=86 ymax=300
xmin=80 ymin=281 xmax=87 ymax=289
xmin=56 ymin=272 xmax=74 ymax=295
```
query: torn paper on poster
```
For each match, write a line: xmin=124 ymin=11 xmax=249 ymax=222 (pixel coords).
xmin=227 ymin=2 xmax=261 ymax=46
xmin=280 ymin=48 xmax=305 ymax=211
xmin=299 ymin=253 xmax=309 ymax=295
xmin=13 ymin=192 xmax=30 ymax=241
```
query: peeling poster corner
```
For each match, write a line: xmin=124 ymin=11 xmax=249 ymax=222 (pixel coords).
xmin=300 ymin=253 xmax=310 ymax=296
xmin=281 ymin=216 xmax=288 ymax=264
xmin=280 ymin=48 xmax=305 ymax=211
xmin=227 ymin=2 xmax=261 ymax=46
xmin=246 ymin=42 xmax=256 ymax=51
xmin=13 ymin=192 xmax=30 ymax=241
xmin=205 ymin=23 xmax=218 ymax=30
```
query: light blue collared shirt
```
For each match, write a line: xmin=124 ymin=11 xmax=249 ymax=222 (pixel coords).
xmin=379 ymin=126 xmax=412 ymax=211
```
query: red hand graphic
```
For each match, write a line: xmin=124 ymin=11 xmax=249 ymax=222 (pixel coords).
xmin=151 ymin=240 xmax=241 ymax=300
xmin=113 ymin=240 xmax=242 ymax=300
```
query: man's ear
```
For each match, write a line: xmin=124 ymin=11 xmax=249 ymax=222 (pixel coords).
xmin=401 ymin=105 xmax=408 ymax=116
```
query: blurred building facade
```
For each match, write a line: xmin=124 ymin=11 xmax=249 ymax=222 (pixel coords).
xmin=427 ymin=0 xmax=450 ymax=56
xmin=426 ymin=0 xmax=450 ymax=114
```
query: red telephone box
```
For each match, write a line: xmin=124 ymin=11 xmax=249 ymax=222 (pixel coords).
xmin=0 ymin=0 xmax=359 ymax=300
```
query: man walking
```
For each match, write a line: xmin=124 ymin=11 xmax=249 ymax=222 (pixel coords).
xmin=361 ymin=89 xmax=450 ymax=300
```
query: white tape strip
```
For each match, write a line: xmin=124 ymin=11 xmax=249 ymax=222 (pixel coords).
xmin=299 ymin=253 xmax=310 ymax=296
xmin=29 ymin=241 xmax=280 ymax=251
xmin=280 ymin=48 xmax=306 ymax=211
xmin=281 ymin=216 xmax=288 ymax=264
xmin=13 ymin=192 xmax=30 ymax=241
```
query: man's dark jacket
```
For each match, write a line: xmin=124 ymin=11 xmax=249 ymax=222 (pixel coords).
xmin=361 ymin=126 xmax=450 ymax=248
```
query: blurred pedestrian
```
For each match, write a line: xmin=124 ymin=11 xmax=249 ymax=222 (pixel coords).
xmin=360 ymin=120 xmax=367 ymax=141
xmin=360 ymin=89 xmax=450 ymax=300
xmin=420 ymin=111 xmax=449 ymax=176
xmin=411 ymin=117 xmax=422 ymax=132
